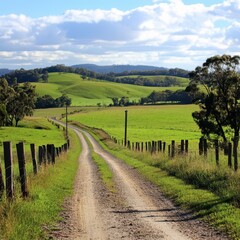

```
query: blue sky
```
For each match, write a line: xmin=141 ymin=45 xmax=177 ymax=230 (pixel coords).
xmin=0 ymin=0 xmax=239 ymax=70
xmin=0 ymin=0 xmax=223 ymax=16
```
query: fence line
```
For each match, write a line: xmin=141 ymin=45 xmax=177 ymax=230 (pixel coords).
xmin=111 ymin=136 xmax=236 ymax=171
xmin=0 ymin=120 xmax=70 ymax=201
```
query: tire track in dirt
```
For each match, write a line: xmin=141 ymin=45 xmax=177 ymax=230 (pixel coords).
xmin=49 ymin=128 xmax=107 ymax=239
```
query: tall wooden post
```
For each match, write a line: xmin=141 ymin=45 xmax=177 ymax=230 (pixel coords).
xmin=163 ymin=142 xmax=166 ymax=153
xmin=185 ymin=140 xmax=189 ymax=154
xmin=171 ymin=140 xmax=175 ymax=158
xmin=16 ymin=142 xmax=28 ymax=198
xmin=124 ymin=110 xmax=128 ymax=147
xmin=3 ymin=141 xmax=14 ymax=199
xmin=38 ymin=146 xmax=43 ymax=165
xmin=66 ymin=104 xmax=68 ymax=139
xmin=30 ymin=144 xmax=38 ymax=174
xmin=181 ymin=140 xmax=184 ymax=154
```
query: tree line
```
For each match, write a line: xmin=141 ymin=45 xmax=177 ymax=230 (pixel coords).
xmin=110 ymin=89 xmax=192 ymax=107
xmin=140 ymin=90 xmax=192 ymax=104
xmin=35 ymin=94 xmax=71 ymax=109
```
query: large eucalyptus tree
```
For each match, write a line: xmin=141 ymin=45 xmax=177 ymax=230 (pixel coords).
xmin=186 ymin=55 xmax=240 ymax=170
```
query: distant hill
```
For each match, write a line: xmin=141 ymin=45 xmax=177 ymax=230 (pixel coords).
xmin=0 ymin=68 xmax=13 ymax=76
xmin=71 ymin=64 xmax=166 ymax=73
xmin=35 ymin=72 xmax=185 ymax=106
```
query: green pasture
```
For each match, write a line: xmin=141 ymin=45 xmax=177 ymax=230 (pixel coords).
xmin=0 ymin=117 xmax=66 ymax=158
xmin=34 ymin=72 xmax=184 ymax=106
xmin=117 ymin=75 xmax=189 ymax=87
xmin=68 ymin=104 xmax=201 ymax=146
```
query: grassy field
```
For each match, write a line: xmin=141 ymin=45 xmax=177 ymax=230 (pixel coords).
xmin=68 ymin=105 xmax=200 ymax=145
xmin=0 ymin=117 xmax=66 ymax=156
xmin=34 ymin=72 xmax=185 ymax=106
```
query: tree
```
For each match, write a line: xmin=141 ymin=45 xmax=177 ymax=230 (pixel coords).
xmin=186 ymin=54 xmax=240 ymax=170
xmin=119 ymin=96 xmax=129 ymax=106
xmin=111 ymin=97 xmax=119 ymax=106
xmin=56 ymin=94 xmax=71 ymax=107
xmin=7 ymin=82 xmax=36 ymax=126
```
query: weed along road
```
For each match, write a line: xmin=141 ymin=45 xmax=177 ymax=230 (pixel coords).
xmin=50 ymin=121 xmax=229 ymax=240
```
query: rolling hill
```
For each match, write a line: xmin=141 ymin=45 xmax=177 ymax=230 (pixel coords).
xmin=34 ymin=72 xmax=186 ymax=106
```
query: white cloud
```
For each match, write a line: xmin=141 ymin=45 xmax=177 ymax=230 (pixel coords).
xmin=0 ymin=0 xmax=240 ymax=69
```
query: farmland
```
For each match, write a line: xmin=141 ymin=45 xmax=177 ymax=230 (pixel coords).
xmin=34 ymin=72 xmax=185 ymax=106
xmin=68 ymin=104 xmax=200 ymax=144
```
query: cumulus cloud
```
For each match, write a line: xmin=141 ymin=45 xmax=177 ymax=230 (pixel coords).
xmin=0 ymin=0 xmax=240 ymax=69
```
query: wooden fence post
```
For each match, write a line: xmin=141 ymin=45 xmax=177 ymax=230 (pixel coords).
xmin=56 ymin=147 xmax=59 ymax=157
xmin=30 ymin=144 xmax=38 ymax=174
xmin=168 ymin=145 xmax=171 ymax=157
xmin=38 ymin=146 xmax=43 ymax=165
xmin=181 ymin=140 xmax=184 ymax=154
xmin=171 ymin=140 xmax=175 ymax=158
xmin=151 ymin=141 xmax=155 ymax=154
xmin=228 ymin=142 xmax=232 ymax=169
xmin=51 ymin=144 xmax=55 ymax=164
xmin=64 ymin=143 xmax=68 ymax=152
xmin=185 ymin=140 xmax=188 ymax=154
xmin=127 ymin=140 xmax=131 ymax=149
xmin=0 ymin=158 xmax=4 ymax=198
xmin=3 ymin=141 xmax=14 ymax=199
xmin=42 ymin=145 xmax=47 ymax=165
xmin=159 ymin=141 xmax=162 ymax=152
xmin=47 ymin=144 xmax=52 ymax=164
xmin=163 ymin=142 xmax=166 ymax=153
xmin=16 ymin=142 xmax=28 ymax=198
xmin=215 ymin=140 xmax=219 ymax=166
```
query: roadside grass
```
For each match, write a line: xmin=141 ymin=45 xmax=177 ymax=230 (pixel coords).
xmin=0 ymin=128 xmax=80 ymax=240
xmin=75 ymin=123 xmax=240 ymax=239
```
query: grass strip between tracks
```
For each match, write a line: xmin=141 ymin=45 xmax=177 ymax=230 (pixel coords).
xmin=83 ymin=132 xmax=116 ymax=193
xmin=81 ymin=126 xmax=240 ymax=240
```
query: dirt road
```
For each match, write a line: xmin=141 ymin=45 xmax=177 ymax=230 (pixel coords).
xmin=50 ymin=125 xmax=229 ymax=240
